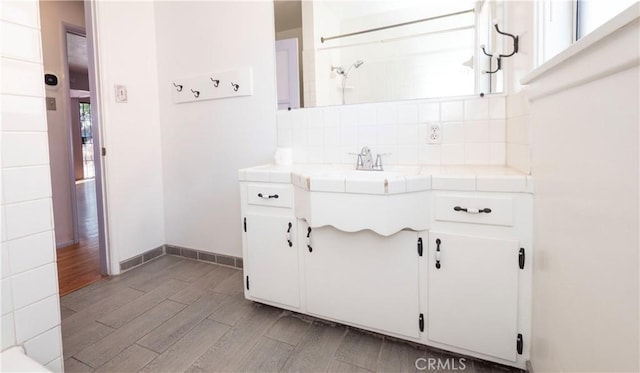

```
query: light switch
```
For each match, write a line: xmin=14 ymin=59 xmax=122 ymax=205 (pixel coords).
xmin=115 ymin=84 xmax=128 ymax=103
xmin=46 ymin=97 xmax=56 ymax=111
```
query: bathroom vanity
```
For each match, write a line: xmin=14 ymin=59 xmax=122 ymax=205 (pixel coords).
xmin=238 ymin=164 xmax=533 ymax=369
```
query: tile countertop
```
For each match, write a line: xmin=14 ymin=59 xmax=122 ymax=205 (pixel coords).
xmin=238 ymin=164 xmax=533 ymax=194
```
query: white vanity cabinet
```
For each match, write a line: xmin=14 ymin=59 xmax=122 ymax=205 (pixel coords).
xmin=304 ymin=227 xmax=421 ymax=340
xmin=239 ymin=165 xmax=533 ymax=370
xmin=241 ymin=182 xmax=300 ymax=309
xmin=426 ymin=232 xmax=520 ymax=362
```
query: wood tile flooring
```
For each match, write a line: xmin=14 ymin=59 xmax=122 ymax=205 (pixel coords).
xmin=57 ymin=179 xmax=104 ymax=296
xmin=61 ymin=255 xmax=522 ymax=373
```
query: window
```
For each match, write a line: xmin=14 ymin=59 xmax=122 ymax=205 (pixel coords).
xmin=576 ymin=0 xmax=638 ymax=39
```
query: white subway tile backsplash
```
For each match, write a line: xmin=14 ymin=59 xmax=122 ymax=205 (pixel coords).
xmin=277 ymin=128 xmax=292 ymax=147
xmin=507 ymin=143 xmax=531 ymax=173
xmin=292 ymin=148 xmax=308 ymax=164
xmin=10 ymin=263 xmax=57 ymax=309
xmin=418 ymin=102 xmax=439 ymax=122
xmin=396 ymin=103 xmax=418 ymax=124
xmin=4 ymin=199 xmax=53 ymax=240
xmin=290 ymin=109 xmax=306 ymax=128
xmin=322 ymin=107 xmax=339 ymax=127
xmin=396 ymin=146 xmax=418 ymax=165
xmin=376 ymin=145 xmax=397 ymax=165
xmin=339 ymin=126 xmax=358 ymax=146
xmin=396 ymin=124 xmax=418 ymax=145
xmin=307 ymin=148 xmax=324 ymax=163
xmin=307 ymin=128 xmax=323 ymax=147
xmin=357 ymin=105 xmax=376 ymax=126
xmin=464 ymin=98 xmax=489 ymax=120
xmin=323 ymin=126 xmax=340 ymax=146
xmin=1 ymin=132 xmax=49 ymax=167
xmin=441 ymin=144 xmax=465 ymax=164
xmin=2 ymin=166 xmax=51 ymax=204
xmin=0 ymin=0 xmax=40 ymax=28
xmin=1 ymin=278 xmax=13 ymax=315
xmin=339 ymin=106 xmax=358 ymax=127
xmin=276 ymin=111 xmax=292 ymax=129
xmin=376 ymin=103 xmax=395 ymax=125
xmin=464 ymin=121 xmax=490 ymax=143
xmin=292 ymin=127 xmax=307 ymax=147
xmin=0 ymin=206 xmax=6 ymax=242
xmin=306 ymin=108 xmax=323 ymax=128
xmin=1 ymin=313 xmax=15 ymax=350
xmin=7 ymin=231 xmax=54 ymax=275
xmin=377 ymin=125 xmax=396 ymax=145
xmin=419 ymin=145 xmax=441 ymax=164
xmin=489 ymin=120 xmax=506 ymax=142
xmin=357 ymin=126 xmax=377 ymax=147
xmin=489 ymin=96 xmax=506 ymax=119
xmin=0 ymin=95 xmax=46 ymax=132
xmin=465 ymin=143 xmax=491 ymax=164
xmin=0 ymin=58 xmax=43 ymax=97
xmin=0 ymin=21 xmax=41 ymax=63
xmin=323 ymin=147 xmax=341 ymax=163
xmin=440 ymin=101 xmax=464 ymax=122
xmin=506 ymin=115 xmax=530 ymax=144
xmin=442 ymin=123 xmax=464 ymax=144
xmin=23 ymin=326 xmax=61 ymax=366
xmin=490 ymin=143 xmax=506 ymax=165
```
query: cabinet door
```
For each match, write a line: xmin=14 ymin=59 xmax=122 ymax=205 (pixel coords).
xmin=427 ymin=232 xmax=519 ymax=362
xmin=305 ymin=227 xmax=420 ymax=339
xmin=245 ymin=214 xmax=299 ymax=308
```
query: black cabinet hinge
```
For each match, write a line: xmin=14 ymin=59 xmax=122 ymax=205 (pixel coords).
xmin=519 ymin=248 xmax=525 ymax=269
xmin=516 ymin=333 xmax=523 ymax=354
xmin=246 ymin=275 xmax=250 ymax=290
xmin=243 ymin=217 xmax=247 ymax=232
xmin=417 ymin=238 xmax=423 ymax=257
xmin=101 ymin=147 xmax=106 ymax=156
xmin=419 ymin=313 xmax=424 ymax=332
xmin=307 ymin=227 xmax=313 ymax=253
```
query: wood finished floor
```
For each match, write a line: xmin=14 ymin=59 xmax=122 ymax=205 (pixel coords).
xmin=61 ymin=255 xmax=522 ymax=373
xmin=57 ymin=179 xmax=104 ymax=296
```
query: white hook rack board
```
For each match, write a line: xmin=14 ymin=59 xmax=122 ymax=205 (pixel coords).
xmin=171 ymin=67 xmax=253 ymax=104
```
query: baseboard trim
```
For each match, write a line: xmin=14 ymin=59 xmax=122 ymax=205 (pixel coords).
xmin=165 ymin=245 xmax=243 ymax=269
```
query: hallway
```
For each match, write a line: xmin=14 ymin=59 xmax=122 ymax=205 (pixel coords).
xmin=57 ymin=179 xmax=103 ymax=296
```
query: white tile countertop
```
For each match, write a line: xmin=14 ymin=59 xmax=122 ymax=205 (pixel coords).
xmin=238 ymin=164 xmax=533 ymax=194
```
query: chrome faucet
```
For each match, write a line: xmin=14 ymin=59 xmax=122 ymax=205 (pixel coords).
xmin=352 ymin=146 xmax=387 ymax=171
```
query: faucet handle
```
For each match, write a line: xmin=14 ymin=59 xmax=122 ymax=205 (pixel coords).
xmin=374 ymin=153 xmax=391 ymax=170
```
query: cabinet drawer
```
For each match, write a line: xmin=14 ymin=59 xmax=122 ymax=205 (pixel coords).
xmin=434 ymin=194 xmax=513 ymax=226
xmin=247 ymin=184 xmax=293 ymax=208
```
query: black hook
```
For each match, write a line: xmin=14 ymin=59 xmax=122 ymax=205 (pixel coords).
xmin=485 ymin=56 xmax=502 ymax=74
xmin=210 ymin=78 xmax=220 ymax=87
xmin=190 ymin=89 xmax=200 ymax=98
xmin=494 ymin=24 xmax=519 ymax=58
xmin=172 ymin=82 xmax=183 ymax=92
xmin=231 ymin=82 xmax=240 ymax=92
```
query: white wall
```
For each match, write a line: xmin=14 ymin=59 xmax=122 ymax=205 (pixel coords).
xmin=524 ymin=10 xmax=639 ymax=372
xmin=91 ymin=1 xmax=165 ymax=267
xmin=39 ymin=0 xmax=85 ymax=247
xmin=1 ymin=1 xmax=63 ymax=371
xmin=154 ymin=1 xmax=278 ymax=258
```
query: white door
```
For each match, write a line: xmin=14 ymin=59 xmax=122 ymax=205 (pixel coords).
xmin=275 ymin=38 xmax=300 ymax=110
xmin=246 ymin=213 xmax=299 ymax=308
xmin=305 ymin=227 xmax=420 ymax=339
xmin=427 ymin=232 xmax=519 ymax=361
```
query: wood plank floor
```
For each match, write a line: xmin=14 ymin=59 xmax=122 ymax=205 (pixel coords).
xmin=60 ymin=255 xmax=522 ymax=373
xmin=57 ymin=179 xmax=104 ymax=296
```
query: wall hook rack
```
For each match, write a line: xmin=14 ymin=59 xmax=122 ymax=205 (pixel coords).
xmin=190 ymin=89 xmax=200 ymax=98
xmin=172 ymin=82 xmax=183 ymax=92
xmin=480 ymin=23 xmax=518 ymax=74
xmin=210 ymin=78 xmax=220 ymax=87
xmin=231 ymin=82 xmax=240 ymax=92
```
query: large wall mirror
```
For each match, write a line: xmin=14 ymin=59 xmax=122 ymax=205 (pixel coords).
xmin=274 ymin=0 xmax=505 ymax=109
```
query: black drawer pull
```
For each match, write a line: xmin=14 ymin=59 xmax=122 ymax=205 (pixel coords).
xmin=453 ymin=206 xmax=492 ymax=214
xmin=257 ymin=193 xmax=279 ymax=199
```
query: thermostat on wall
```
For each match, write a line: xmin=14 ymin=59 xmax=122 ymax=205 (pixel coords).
xmin=44 ymin=73 xmax=58 ymax=87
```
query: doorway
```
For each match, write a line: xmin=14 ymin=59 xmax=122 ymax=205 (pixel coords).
xmin=40 ymin=0 xmax=108 ymax=296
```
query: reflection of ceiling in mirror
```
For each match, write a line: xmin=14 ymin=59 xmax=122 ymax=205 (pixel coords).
xmin=67 ymin=33 xmax=88 ymax=72
xmin=322 ymin=0 xmax=476 ymax=20
xmin=274 ymin=0 xmax=302 ymax=32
